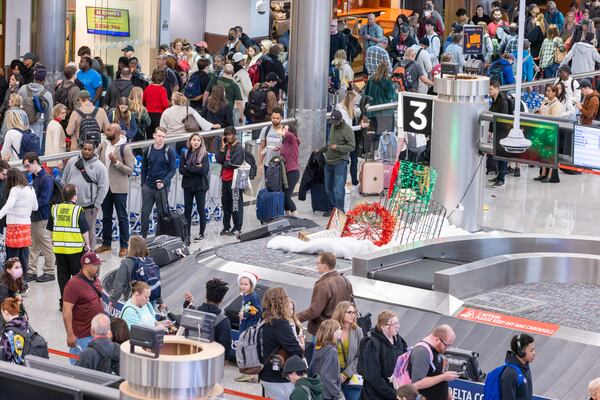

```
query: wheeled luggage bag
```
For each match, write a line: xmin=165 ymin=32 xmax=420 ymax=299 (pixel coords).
xmin=310 ymin=183 xmax=332 ymax=212
xmin=156 ymin=188 xmax=190 ymax=245
xmin=146 ymin=235 xmax=190 ymax=267
xmin=359 ymin=161 xmax=385 ymax=196
xmin=256 ymin=188 xmax=284 ymax=223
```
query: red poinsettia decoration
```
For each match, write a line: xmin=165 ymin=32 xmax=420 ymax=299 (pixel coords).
xmin=342 ymin=203 xmax=396 ymax=246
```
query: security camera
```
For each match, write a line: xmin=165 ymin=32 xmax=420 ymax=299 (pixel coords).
xmin=256 ymin=0 xmax=268 ymax=15
xmin=500 ymin=128 xmax=532 ymax=153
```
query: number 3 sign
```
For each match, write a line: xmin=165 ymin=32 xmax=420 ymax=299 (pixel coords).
xmin=398 ymin=93 xmax=434 ymax=137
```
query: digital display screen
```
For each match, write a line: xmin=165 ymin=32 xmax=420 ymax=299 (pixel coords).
xmin=86 ymin=7 xmax=130 ymax=37
xmin=573 ymin=124 xmax=600 ymax=169
xmin=493 ymin=116 xmax=558 ymax=168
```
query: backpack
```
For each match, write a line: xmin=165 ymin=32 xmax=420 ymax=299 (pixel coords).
xmin=55 ymin=81 xmax=76 ymax=109
xmin=22 ymin=87 xmax=49 ymax=124
xmin=483 ymin=363 xmax=525 ymax=400
xmin=236 ymin=320 xmax=265 ymax=374
xmin=488 ymin=62 xmax=505 ymax=85
xmin=346 ymin=33 xmax=362 ymax=61
xmin=265 ymin=159 xmax=284 ymax=192
xmin=356 ymin=333 xmax=378 ymax=376
xmin=47 ymin=175 xmax=63 ymax=206
xmin=329 ymin=65 xmax=341 ymax=94
xmin=76 ymin=108 xmax=102 ymax=147
xmin=145 ymin=145 xmax=172 ymax=165
xmin=184 ymin=72 xmax=204 ymax=99
xmin=244 ymin=87 xmax=270 ymax=121
xmin=89 ymin=341 xmax=120 ymax=375
xmin=378 ymin=131 xmax=399 ymax=162
xmin=390 ymin=342 xmax=435 ymax=390
xmin=130 ymin=257 xmax=162 ymax=303
xmin=7 ymin=325 xmax=49 ymax=364
xmin=248 ymin=60 xmax=263 ymax=86
xmin=12 ymin=128 xmax=41 ymax=159
xmin=392 ymin=61 xmax=414 ymax=92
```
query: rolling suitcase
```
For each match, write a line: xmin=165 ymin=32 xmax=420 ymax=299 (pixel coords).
xmin=310 ymin=183 xmax=332 ymax=212
xmin=146 ymin=235 xmax=190 ymax=267
xmin=156 ymin=188 xmax=190 ymax=245
xmin=256 ymin=188 xmax=284 ymax=223
xmin=359 ymin=161 xmax=385 ymax=196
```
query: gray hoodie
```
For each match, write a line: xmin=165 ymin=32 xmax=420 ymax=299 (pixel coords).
xmin=17 ymin=82 xmax=53 ymax=126
xmin=62 ymin=153 xmax=109 ymax=209
xmin=308 ymin=344 xmax=341 ymax=400
xmin=560 ymin=42 xmax=600 ymax=74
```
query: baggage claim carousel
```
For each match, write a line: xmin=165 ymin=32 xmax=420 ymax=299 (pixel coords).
xmin=109 ymin=232 xmax=600 ymax=399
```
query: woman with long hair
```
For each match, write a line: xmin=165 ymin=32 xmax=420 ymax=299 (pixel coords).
xmin=332 ymin=49 xmax=354 ymax=99
xmin=336 ymin=91 xmax=369 ymax=191
xmin=0 ymin=169 xmax=37 ymax=280
xmin=109 ymin=96 xmax=137 ymax=141
xmin=128 ymin=87 xmax=151 ymax=142
xmin=527 ymin=13 xmax=547 ymax=58
xmin=143 ymin=69 xmax=169 ymax=138
xmin=0 ymin=258 xmax=27 ymax=323
xmin=0 ymin=73 xmax=25 ymax=120
xmin=539 ymin=25 xmax=563 ymax=78
xmin=332 ymin=301 xmax=364 ymax=400
xmin=556 ymin=81 xmax=576 ymax=120
xmin=280 ymin=124 xmax=301 ymax=216
xmin=201 ymin=84 xmax=234 ymax=128
xmin=246 ymin=45 xmax=262 ymax=68
xmin=45 ymin=104 xmax=68 ymax=169
xmin=1 ymin=297 xmax=43 ymax=364
xmin=179 ymin=132 xmax=210 ymax=241
xmin=309 ymin=319 xmax=343 ymax=400
xmin=534 ymin=84 xmax=564 ymax=183
xmin=0 ymin=92 xmax=29 ymax=142
xmin=259 ymin=287 xmax=303 ymax=399
xmin=561 ymin=10 xmax=577 ymax=41
xmin=215 ymin=126 xmax=245 ymax=236
xmin=365 ymin=61 xmax=397 ymax=137
xmin=287 ymin=298 xmax=305 ymax=349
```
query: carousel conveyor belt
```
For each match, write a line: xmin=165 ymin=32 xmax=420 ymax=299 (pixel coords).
xmin=367 ymin=257 xmax=468 ymax=290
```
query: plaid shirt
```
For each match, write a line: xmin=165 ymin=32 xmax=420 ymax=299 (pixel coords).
xmin=365 ymin=45 xmax=392 ymax=76
xmin=539 ymin=37 xmax=563 ymax=68
xmin=505 ymin=38 xmax=519 ymax=54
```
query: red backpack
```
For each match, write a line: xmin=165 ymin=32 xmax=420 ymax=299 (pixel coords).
xmin=248 ymin=60 xmax=263 ymax=86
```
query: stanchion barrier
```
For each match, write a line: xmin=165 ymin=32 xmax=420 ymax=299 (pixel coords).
xmin=559 ymin=163 xmax=600 ymax=176
xmin=46 ymin=347 xmax=272 ymax=400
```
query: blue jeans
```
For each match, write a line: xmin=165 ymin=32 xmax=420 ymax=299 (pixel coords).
xmin=69 ymin=336 xmax=92 ymax=365
xmin=543 ymin=63 xmax=559 ymax=79
xmin=324 ymin=161 xmax=348 ymax=212
xmin=101 ymin=190 xmax=129 ymax=249
xmin=497 ymin=160 xmax=508 ymax=182
xmin=342 ymin=383 xmax=362 ymax=400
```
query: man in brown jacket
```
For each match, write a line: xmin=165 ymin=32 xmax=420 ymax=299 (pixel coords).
xmin=576 ymin=79 xmax=600 ymax=126
xmin=297 ymin=252 xmax=353 ymax=335
xmin=66 ymin=90 xmax=110 ymax=150
xmin=95 ymin=124 xmax=135 ymax=257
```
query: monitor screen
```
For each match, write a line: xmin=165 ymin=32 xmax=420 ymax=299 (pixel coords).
xmin=25 ymin=355 xmax=123 ymax=388
xmin=86 ymin=7 xmax=130 ymax=37
xmin=0 ymin=366 xmax=83 ymax=400
xmin=493 ymin=116 xmax=559 ymax=168
xmin=573 ymin=124 xmax=600 ymax=169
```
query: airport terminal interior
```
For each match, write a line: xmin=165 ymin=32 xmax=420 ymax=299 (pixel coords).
xmin=2 ymin=0 xmax=600 ymax=399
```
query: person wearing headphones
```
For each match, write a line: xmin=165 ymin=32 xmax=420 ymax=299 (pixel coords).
xmin=501 ymin=333 xmax=535 ymax=400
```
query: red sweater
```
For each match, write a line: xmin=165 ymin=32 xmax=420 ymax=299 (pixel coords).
xmin=143 ymin=84 xmax=169 ymax=113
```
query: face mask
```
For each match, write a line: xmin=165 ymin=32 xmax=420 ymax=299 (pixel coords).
xmin=9 ymin=268 xmax=23 ymax=280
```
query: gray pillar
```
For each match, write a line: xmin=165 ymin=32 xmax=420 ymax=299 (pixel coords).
xmin=431 ymin=76 xmax=489 ymax=232
xmin=288 ymin=0 xmax=331 ymax=166
xmin=32 ymin=0 xmax=67 ymax=86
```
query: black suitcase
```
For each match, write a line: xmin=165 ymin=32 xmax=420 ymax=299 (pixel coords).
xmin=310 ymin=183 xmax=332 ymax=212
xmin=146 ymin=235 xmax=190 ymax=267
xmin=223 ymin=283 xmax=269 ymax=330
xmin=445 ymin=347 xmax=485 ymax=382
xmin=156 ymin=188 xmax=191 ymax=245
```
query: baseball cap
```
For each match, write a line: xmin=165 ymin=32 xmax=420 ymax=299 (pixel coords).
xmin=579 ymin=79 xmax=593 ymax=89
xmin=195 ymin=41 xmax=208 ymax=49
xmin=81 ymin=251 xmax=103 ymax=266
xmin=282 ymin=355 xmax=308 ymax=374
xmin=331 ymin=110 xmax=343 ymax=122
xmin=121 ymin=45 xmax=135 ymax=52
xmin=232 ymin=52 xmax=245 ymax=63
xmin=419 ymin=37 xmax=430 ymax=46
xmin=21 ymin=52 xmax=38 ymax=62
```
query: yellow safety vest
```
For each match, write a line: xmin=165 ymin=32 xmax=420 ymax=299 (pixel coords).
xmin=51 ymin=203 xmax=85 ymax=255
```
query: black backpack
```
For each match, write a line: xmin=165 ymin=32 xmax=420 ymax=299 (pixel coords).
xmin=356 ymin=332 xmax=378 ymax=376
xmin=244 ymin=88 xmax=269 ymax=121
xmin=265 ymin=158 xmax=283 ymax=192
xmin=55 ymin=81 xmax=76 ymax=109
xmin=7 ymin=325 xmax=49 ymax=364
xmin=89 ymin=341 xmax=120 ymax=375
xmin=45 ymin=174 xmax=63 ymax=207
xmin=346 ymin=33 xmax=362 ymax=61
xmin=76 ymin=108 xmax=102 ymax=147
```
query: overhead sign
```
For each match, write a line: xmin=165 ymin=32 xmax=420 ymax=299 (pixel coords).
xmin=86 ymin=7 xmax=130 ymax=37
xmin=463 ymin=25 xmax=484 ymax=56
xmin=458 ymin=307 xmax=559 ymax=336
xmin=450 ymin=378 xmax=552 ymax=400
xmin=399 ymin=92 xmax=435 ymax=137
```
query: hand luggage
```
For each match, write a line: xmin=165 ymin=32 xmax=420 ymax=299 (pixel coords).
xmin=146 ymin=235 xmax=190 ymax=267
xmin=310 ymin=183 xmax=331 ymax=212
xmin=383 ymin=162 xmax=394 ymax=190
xmin=359 ymin=161 xmax=385 ymax=196
xmin=256 ymin=188 xmax=284 ymax=223
xmin=156 ymin=188 xmax=190 ymax=245
xmin=445 ymin=347 xmax=485 ymax=382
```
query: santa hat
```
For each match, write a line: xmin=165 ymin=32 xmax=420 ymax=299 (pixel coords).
xmin=238 ymin=271 xmax=258 ymax=288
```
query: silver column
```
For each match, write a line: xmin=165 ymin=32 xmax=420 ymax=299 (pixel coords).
xmin=32 ymin=0 xmax=67 ymax=86
xmin=431 ymin=76 xmax=490 ymax=232
xmin=288 ymin=0 xmax=331 ymax=165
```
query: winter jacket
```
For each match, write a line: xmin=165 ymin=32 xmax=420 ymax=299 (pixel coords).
xmin=360 ymin=328 xmax=408 ymax=400
xmin=309 ymin=344 xmax=341 ymax=399
xmin=560 ymin=42 xmax=600 ymax=74
xmin=104 ymin=79 xmax=134 ymax=108
xmin=320 ymin=122 xmax=355 ymax=165
xmin=299 ymin=152 xmax=328 ymax=201
xmin=365 ymin=77 xmax=396 ymax=117
xmin=17 ymin=82 xmax=53 ymax=127
xmin=183 ymin=302 xmax=231 ymax=353
xmin=258 ymin=318 xmax=304 ymax=383
xmin=511 ymin=50 xmax=535 ymax=82
xmin=297 ymin=271 xmax=353 ymax=335
xmin=290 ymin=376 xmax=325 ymax=400
xmin=75 ymin=337 xmax=120 ymax=374
xmin=500 ymin=351 xmax=533 ymax=400
xmin=109 ymin=256 xmax=164 ymax=306
xmin=215 ymin=141 xmax=244 ymax=182
xmin=580 ymin=90 xmax=600 ymax=125
xmin=544 ymin=10 xmax=565 ymax=31
xmin=490 ymin=58 xmax=516 ymax=85
xmin=179 ymin=151 xmax=210 ymax=192
xmin=239 ymin=291 xmax=261 ymax=333
xmin=62 ymin=154 xmax=109 ymax=209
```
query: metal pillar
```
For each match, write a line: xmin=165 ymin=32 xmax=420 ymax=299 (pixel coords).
xmin=288 ymin=0 xmax=331 ymax=166
xmin=32 ymin=0 xmax=67 ymax=86
xmin=431 ymin=76 xmax=490 ymax=232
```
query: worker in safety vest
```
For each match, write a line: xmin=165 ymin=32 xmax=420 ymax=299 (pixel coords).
xmin=47 ymin=183 xmax=92 ymax=311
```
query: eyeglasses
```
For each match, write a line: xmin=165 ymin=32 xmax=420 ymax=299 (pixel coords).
xmin=386 ymin=321 xmax=400 ymax=327
xmin=439 ymin=337 xmax=451 ymax=348
xmin=345 ymin=310 xmax=357 ymax=315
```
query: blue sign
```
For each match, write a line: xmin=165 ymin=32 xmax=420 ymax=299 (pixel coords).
xmin=450 ymin=379 xmax=552 ymax=400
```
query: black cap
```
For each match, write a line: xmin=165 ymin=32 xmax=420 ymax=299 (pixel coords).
xmin=121 ymin=45 xmax=135 ymax=52
xmin=21 ymin=52 xmax=38 ymax=62
xmin=579 ymin=79 xmax=593 ymax=89
xmin=419 ymin=37 xmax=430 ymax=46
xmin=331 ymin=110 xmax=343 ymax=122
xmin=282 ymin=355 xmax=308 ymax=374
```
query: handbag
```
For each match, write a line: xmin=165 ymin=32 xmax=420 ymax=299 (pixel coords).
xmin=182 ymin=106 xmax=201 ymax=133
xmin=553 ymin=39 xmax=567 ymax=64
xmin=232 ymin=152 xmax=251 ymax=190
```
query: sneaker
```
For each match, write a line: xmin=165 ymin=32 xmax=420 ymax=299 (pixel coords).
xmin=488 ymin=177 xmax=498 ymax=183
xmin=352 ymin=185 xmax=359 ymax=192
xmin=228 ymin=229 xmax=241 ymax=237
xmin=95 ymin=245 xmax=112 ymax=253
xmin=118 ymin=248 xmax=127 ymax=257
xmin=220 ymin=229 xmax=230 ymax=236
xmin=514 ymin=168 xmax=521 ymax=177
xmin=25 ymin=274 xmax=37 ymax=283
xmin=35 ymin=273 xmax=55 ymax=283
xmin=493 ymin=180 xmax=505 ymax=187
xmin=235 ymin=374 xmax=259 ymax=383
xmin=194 ymin=235 xmax=205 ymax=242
